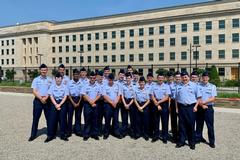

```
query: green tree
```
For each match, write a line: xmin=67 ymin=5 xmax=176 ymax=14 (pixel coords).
xmin=27 ymin=69 xmax=39 ymax=81
xmin=209 ymin=65 xmax=220 ymax=86
xmin=5 ymin=69 xmax=16 ymax=81
xmin=155 ymin=68 xmax=168 ymax=76
xmin=52 ymin=68 xmax=58 ymax=76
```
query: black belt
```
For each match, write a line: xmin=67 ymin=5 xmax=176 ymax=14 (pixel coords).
xmin=179 ymin=103 xmax=196 ymax=107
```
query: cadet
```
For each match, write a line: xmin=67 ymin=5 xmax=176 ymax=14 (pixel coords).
xmin=132 ymin=70 xmax=139 ymax=86
xmin=167 ymin=71 xmax=178 ymax=143
xmin=151 ymin=73 xmax=171 ymax=143
xmin=79 ymin=67 xmax=89 ymax=85
xmin=191 ymin=71 xmax=199 ymax=83
xmin=134 ymin=76 xmax=151 ymax=140
xmin=58 ymin=64 xmax=70 ymax=86
xmin=196 ymin=72 xmax=217 ymax=148
xmin=28 ymin=64 xmax=52 ymax=141
xmin=121 ymin=72 xmax=135 ymax=138
xmin=174 ymin=71 xmax=181 ymax=84
xmin=103 ymin=66 xmax=110 ymax=85
xmin=46 ymin=72 xmax=69 ymax=142
xmin=81 ymin=71 xmax=101 ymax=141
xmin=175 ymin=71 xmax=202 ymax=150
xmin=102 ymin=73 xmax=122 ymax=139
xmin=67 ymin=69 xmax=82 ymax=137
xmin=127 ymin=65 xmax=134 ymax=76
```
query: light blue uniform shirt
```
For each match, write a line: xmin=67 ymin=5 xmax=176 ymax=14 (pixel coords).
xmin=102 ymin=82 xmax=121 ymax=101
xmin=122 ymin=84 xmax=135 ymax=99
xmin=52 ymin=75 xmax=70 ymax=86
xmin=31 ymin=75 xmax=52 ymax=96
xmin=198 ymin=82 xmax=217 ymax=106
xmin=134 ymin=86 xmax=151 ymax=103
xmin=116 ymin=80 xmax=125 ymax=95
xmin=175 ymin=81 xmax=202 ymax=105
xmin=68 ymin=79 xmax=82 ymax=97
xmin=79 ymin=77 xmax=89 ymax=86
xmin=81 ymin=82 xmax=101 ymax=100
xmin=145 ymin=82 xmax=156 ymax=91
xmin=151 ymin=83 xmax=171 ymax=100
xmin=48 ymin=83 xmax=69 ymax=101
xmin=168 ymin=82 xmax=178 ymax=99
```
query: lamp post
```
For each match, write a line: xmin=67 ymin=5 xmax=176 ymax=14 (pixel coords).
xmin=192 ymin=44 xmax=201 ymax=71
xmin=37 ymin=53 xmax=43 ymax=65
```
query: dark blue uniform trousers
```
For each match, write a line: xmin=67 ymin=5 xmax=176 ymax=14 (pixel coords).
xmin=153 ymin=102 xmax=169 ymax=140
xmin=170 ymin=99 xmax=178 ymax=141
xmin=67 ymin=97 xmax=82 ymax=135
xmin=97 ymin=99 xmax=104 ymax=135
xmin=30 ymin=98 xmax=49 ymax=137
xmin=103 ymin=103 xmax=120 ymax=136
xmin=178 ymin=103 xmax=196 ymax=146
xmin=83 ymin=102 xmax=98 ymax=137
xmin=148 ymin=101 xmax=155 ymax=137
xmin=48 ymin=100 xmax=67 ymax=137
xmin=196 ymin=105 xmax=215 ymax=145
xmin=136 ymin=103 xmax=150 ymax=137
xmin=120 ymin=98 xmax=134 ymax=135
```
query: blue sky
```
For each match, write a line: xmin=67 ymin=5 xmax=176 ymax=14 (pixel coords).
xmin=0 ymin=0 xmax=210 ymax=27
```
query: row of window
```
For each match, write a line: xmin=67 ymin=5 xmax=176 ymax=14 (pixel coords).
xmin=1 ymin=39 xmax=15 ymax=47
xmin=51 ymin=49 xmax=239 ymax=65
xmin=52 ymin=33 xmax=239 ymax=53
xmin=1 ymin=49 xmax=15 ymax=55
xmin=22 ymin=37 xmax=38 ymax=45
xmin=1 ymin=59 xmax=15 ymax=65
xmin=51 ymin=19 xmax=240 ymax=43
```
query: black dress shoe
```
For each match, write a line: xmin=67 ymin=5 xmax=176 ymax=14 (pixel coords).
xmin=75 ymin=132 xmax=82 ymax=137
xmin=189 ymin=144 xmax=195 ymax=150
xmin=83 ymin=137 xmax=89 ymax=141
xmin=103 ymin=135 xmax=109 ymax=140
xmin=28 ymin=136 xmax=36 ymax=142
xmin=201 ymin=138 xmax=207 ymax=143
xmin=115 ymin=134 xmax=123 ymax=139
xmin=175 ymin=143 xmax=185 ymax=148
xmin=151 ymin=137 xmax=158 ymax=143
xmin=60 ymin=136 xmax=69 ymax=141
xmin=143 ymin=136 xmax=149 ymax=141
xmin=162 ymin=139 xmax=167 ymax=144
xmin=66 ymin=133 xmax=72 ymax=138
xmin=44 ymin=137 xmax=54 ymax=143
xmin=92 ymin=136 xmax=100 ymax=140
xmin=209 ymin=144 xmax=215 ymax=148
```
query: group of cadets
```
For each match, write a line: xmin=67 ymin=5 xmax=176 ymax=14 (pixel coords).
xmin=28 ymin=63 xmax=217 ymax=150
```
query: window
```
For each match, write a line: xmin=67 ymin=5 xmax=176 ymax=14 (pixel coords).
xmin=6 ymin=59 xmax=9 ymax=65
xmin=148 ymin=53 xmax=154 ymax=61
xmin=72 ymin=35 xmax=76 ymax=42
xmin=52 ymin=58 xmax=56 ymax=64
xmin=95 ymin=56 xmax=99 ymax=63
xmin=11 ymin=49 xmax=14 ymax=55
xmin=159 ymin=52 xmax=164 ymax=61
xmin=181 ymin=52 xmax=187 ymax=60
xmin=219 ymin=34 xmax=225 ymax=43
xmin=103 ymin=32 xmax=108 ymax=39
xmin=66 ymin=35 xmax=69 ymax=42
xmin=181 ymin=24 xmax=187 ymax=32
xmin=159 ymin=26 xmax=164 ymax=34
xmin=232 ymin=49 xmax=239 ymax=59
xmin=95 ymin=44 xmax=99 ymax=51
xmin=206 ymin=35 xmax=212 ymax=44
xmin=87 ymin=56 xmax=91 ymax=63
xmin=170 ymin=38 xmax=175 ymax=46
xmin=72 ymin=45 xmax=76 ymax=52
xmin=59 ymin=36 xmax=62 ymax=43
xmin=73 ymin=57 xmax=76 ymax=63
xmin=149 ymin=40 xmax=154 ymax=48
xmin=193 ymin=22 xmax=200 ymax=31
xmin=232 ymin=18 xmax=239 ymax=28
xmin=80 ymin=45 xmax=84 ymax=52
xmin=129 ymin=29 xmax=134 ymax=37
xmin=59 ymin=57 xmax=62 ymax=63
xmin=1 ymin=40 xmax=4 ymax=46
xmin=111 ymin=55 xmax=116 ymax=62
xmin=59 ymin=46 xmax=62 ymax=53
xmin=129 ymin=54 xmax=134 ymax=62
xmin=149 ymin=27 xmax=154 ymax=35
xmin=170 ymin=25 xmax=176 ymax=33
xmin=11 ymin=40 xmax=14 ymax=45
xmin=129 ymin=41 xmax=134 ymax=49
xmin=219 ymin=20 xmax=225 ymax=29
xmin=120 ymin=42 xmax=125 ymax=50
xmin=112 ymin=31 xmax=116 ymax=39
xmin=120 ymin=30 xmax=125 ymax=38
xmin=66 ymin=46 xmax=69 ymax=52
xmin=120 ymin=55 xmax=125 ymax=62
xmin=80 ymin=34 xmax=84 ymax=41
xmin=170 ymin=52 xmax=175 ymax=61
xmin=52 ymin=37 xmax=55 ymax=43
xmin=232 ymin=33 xmax=239 ymax=42
xmin=6 ymin=40 xmax=9 ymax=46
xmin=218 ymin=50 xmax=225 ymax=59
xmin=181 ymin=37 xmax=187 ymax=45
xmin=206 ymin=21 xmax=212 ymax=30
xmin=205 ymin=50 xmax=212 ymax=60
xmin=87 ymin=44 xmax=91 ymax=51
xmin=193 ymin=51 xmax=199 ymax=60
xmin=139 ymin=54 xmax=144 ymax=62
xmin=95 ymin=33 xmax=99 ymax=40
xmin=193 ymin=36 xmax=199 ymax=45
xmin=52 ymin=47 xmax=55 ymax=53
xmin=139 ymin=40 xmax=144 ymax=48
xmin=112 ymin=42 xmax=116 ymax=50
xmin=159 ymin=39 xmax=164 ymax=47
xmin=218 ymin=68 xmax=225 ymax=76
xmin=103 ymin=43 xmax=108 ymax=50
xmin=103 ymin=55 xmax=108 ymax=62
xmin=66 ymin=57 xmax=69 ymax=64
xmin=87 ymin=33 xmax=91 ymax=41
xmin=1 ymin=59 xmax=4 ymax=65
xmin=1 ymin=49 xmax=4 ymax=55
xmin=139 ymin=28 xmax=144 ymax=36
xmin=80 ymin=56 xmax=84 ymax=63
